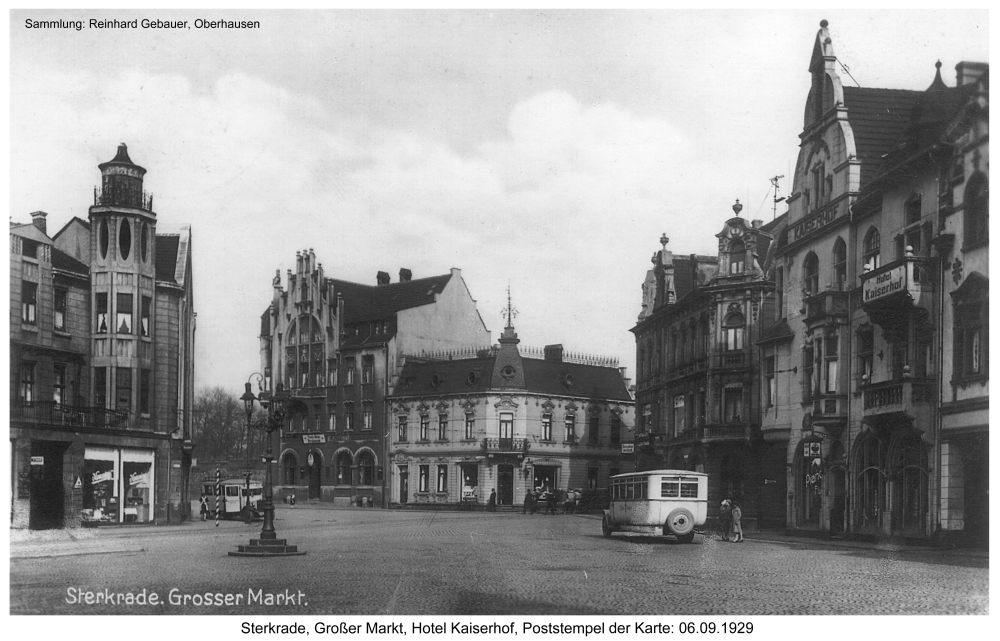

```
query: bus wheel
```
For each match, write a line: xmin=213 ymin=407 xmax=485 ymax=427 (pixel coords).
xmin=665 ymin=508 xmax=694 ymax=538
xmin=602 ymin=514 xmax=614 ymax=538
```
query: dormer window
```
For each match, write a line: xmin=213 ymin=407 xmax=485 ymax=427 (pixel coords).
xmin=729 ymin=239 xmax=745 ymax=274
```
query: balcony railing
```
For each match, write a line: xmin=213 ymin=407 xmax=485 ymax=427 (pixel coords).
xmin=862 ymin=379 xmax=934 ymax=415
xmin=701 ymin=423 xmax=753 ymax=441
xmin=716 ymin=352 xmax=747 ymax=368
xmin=481 ymin=437 xmax=530 ymax=453
xmin=804 ymin=290 xmax=849 ymax=322
xmin=94 ymin=186 xmax=154 ymax=212
xmin=10 ymin=400 xmax=152 ymax=431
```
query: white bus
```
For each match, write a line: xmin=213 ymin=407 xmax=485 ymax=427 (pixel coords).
xmin=602 ymin=470 xmax=708 ymax=543
xmin=201 ymin=479 xmax=263 ymax=520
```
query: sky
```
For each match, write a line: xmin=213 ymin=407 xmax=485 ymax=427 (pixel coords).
xmin=7 ymin=9 xmax=990 ymax=396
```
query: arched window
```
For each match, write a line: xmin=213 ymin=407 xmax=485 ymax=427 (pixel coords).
xmin=803 ymin=252 xmax=819 ymax=296
xmin=723 ymin=312 xmax=745 ymax=352
xmin=863 ymin=227 xmax=881 ymax=272
xmin=281 ymin=452 xmax=297 ymax=486
xmin=335 ymin=451 xmax=353 ymax=485
xmin=729 ymin=239 xmax=745 ymax=274
xmin=964 ymin=173 xmax=988 ymax=247
xmin=832 ymin=238 xmax=847 ymax=291
xmin=357 ymin=451 xmax=375 ymax=486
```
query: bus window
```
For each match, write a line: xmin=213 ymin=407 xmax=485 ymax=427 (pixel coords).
xmin=626 ymin=482 xmax=634 ymax=499
xmin=680 ymin=479 xmax=699 ymax=498
xmin=661 ymin=480 xmax=680 ymax=498
xmin=226 ymin=486 xmax=239 ymax=497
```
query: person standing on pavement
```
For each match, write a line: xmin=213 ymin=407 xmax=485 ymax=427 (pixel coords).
xmin=199 ymin=493 xmax=209 ymax=521
xmin=487 ymin=489 xmax=497 ymax=512
xmin=730 ymin=500 xmax=744 ymax=542
xmin=546 ymin=489 xmax=558 ymax=515
xmin=522 ymin=489 xmax=533 ymax=514
xmin=718 ymin=499 xmax=732 ymax=541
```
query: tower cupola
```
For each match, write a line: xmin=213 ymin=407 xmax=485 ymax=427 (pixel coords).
xmin=96 ymin=143 xmax=151 ymax=211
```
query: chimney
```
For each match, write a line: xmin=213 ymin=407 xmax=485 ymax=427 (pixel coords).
xmin=399 ymin=268 xmax=412 ymax=282
xmin=544 ymin=344 xmax=564 ymax=363
xmin=377 ymin=271 xmax=390 ymax=286
xmin=30 ymin=211 xmax=47 ymax=234
xmin=955 ymin=61 xmax=988 ymax=86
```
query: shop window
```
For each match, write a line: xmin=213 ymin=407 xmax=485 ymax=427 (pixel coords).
xmin=963 ymin=173 xmax=988 ymax=248
xmin=803 ymin=252 xmax=819 ymax=296
xmin=397 ymin=416 xmax=408 ymax=442
xmin=541 ymin=413 xmax=552 ymax=441
xmin=419 ymin=415 xmax=430 ymax=441
xmin=862 ymin=227 xmax=881 ymax=272
xmin=141 ymin=296 xmax=151 ymax=336
xmin=19 ymin=361 xmax=36 ymax=402
xmin=952 ymin=274 xmax=988 ymax=381
xmin=335 ymin=452 xmax=352 ymax=484
xmin=438 ymin=414 xmax=448 ymax=440
xmin=418 ymin=465 xmax=429 ymax=493
xmin=564 ymin=415 xmax=576 ymax=442
xmin=464 ymin=413 xmax=475 ymax=440
xmin=832 ymin=238 xmax=846 ymax=291
xmin=54 ymin=288 xmax=67 ymax=331
xmin=610 ymin=414 xmax=621 ymax=444
xmin=358 ymin=452 xmax=374 ymax=486
xmin=94 ymin=367 xmax=107 ymax=408
xmin=21 ymin=281 xmax=37 ymax=324
xmin=460 ymin=465 xmax=479 ymax=500
xmin=764 ymin=356 xmax=776 ymax=407
xmin=116 ymin=293 xmax=133 ymax=334
xmin=361 ymin=355 xmax=374 ymax=384
xmin=140 ymin=369 xmax=151 ymax=414
xmin=436 ymin=464 xmax=448 ymax=493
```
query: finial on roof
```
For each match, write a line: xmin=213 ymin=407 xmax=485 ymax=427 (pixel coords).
xmin=660 ymin=233 xmax=669 ymax=248
xmin=502 ymin=283 xmax=518 ymax=329
xmin=732 ymin=199 xmax=743 ymax=217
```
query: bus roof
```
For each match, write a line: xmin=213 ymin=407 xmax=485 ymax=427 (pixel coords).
xmin=610 ymin=470 xmax=708 ymax=479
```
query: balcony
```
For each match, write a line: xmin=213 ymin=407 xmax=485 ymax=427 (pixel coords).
xmin=481 ymin=437 xmax=530 ymax=454
xmin=11 ymin=400 xmax=153 ymax=432
xmin=860 ymin=255 xmax=935 ymax=317
xmin=862 ymin=379 xmax=934 ymax=420
xmin=93 ymin=186 xmax=154 ymax=213
xmin=803 ymin=290 xmax=849 ymax=324
xmin=716 ymin=351 xmax=747 ymax=368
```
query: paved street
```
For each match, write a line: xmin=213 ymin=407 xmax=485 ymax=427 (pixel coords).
xmin=10 ymin=505 xmax=988 ymax=615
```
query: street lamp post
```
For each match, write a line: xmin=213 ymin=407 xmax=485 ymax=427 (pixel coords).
xmin=229 ymin=378 xmax=306 ymax=557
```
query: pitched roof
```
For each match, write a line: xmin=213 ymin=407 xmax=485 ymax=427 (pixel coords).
xmin=842 ymin=86 xmax=923 ymax=188
xmin=331 ymin=273 xmax=452 ymax=324
xmin=757 ymin=318 xmax=794 ymax=345
xmin=51 ymin=246 xmax=89 ymax=276
xmin=155 ymin=234 xmax=180 ymax=283
xmin=393 ymin=353 xmax=631 ymax=402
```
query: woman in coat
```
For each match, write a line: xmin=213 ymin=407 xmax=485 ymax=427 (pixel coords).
xmin=730 ymin=500 xmax=744 ymax=542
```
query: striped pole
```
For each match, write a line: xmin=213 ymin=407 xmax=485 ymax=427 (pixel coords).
xmin=215 ymin=468 xmax=221 ymax=527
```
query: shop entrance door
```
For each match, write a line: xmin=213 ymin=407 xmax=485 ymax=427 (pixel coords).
xmin=29 ymin=440 xmax=67 ymax=530
xmin=497 ymin=465 xmax=514 ymax=506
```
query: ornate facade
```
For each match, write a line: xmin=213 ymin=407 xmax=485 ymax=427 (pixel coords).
xmin=10 ymin=145 xmax=196 ymax=529
xmin=632 ymin=207 xmax=783 ymax=528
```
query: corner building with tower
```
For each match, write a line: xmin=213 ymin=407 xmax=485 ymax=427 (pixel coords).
xmin=10 ymin=144 xmax=196 ymax=529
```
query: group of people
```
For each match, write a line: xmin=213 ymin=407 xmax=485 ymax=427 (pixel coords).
xmin=717 ymin=498 xmax=744 ymax=542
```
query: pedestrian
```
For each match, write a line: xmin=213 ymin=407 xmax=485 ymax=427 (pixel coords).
xmin=563 ymin=489 xmax=577 ymax=514
xmin=530 ymin=489 xmax=539 ymax=514
xmin=730 ymin=500 xmax=744 ymax=543
xmin=522 ymin=489 xmax=533 ymax=514
xmin=546 ymin=489 xmax=557 ymax=515
xmin=199 ymin=493 xmax=209 ymax=522
xmin=487 ymin=489 xmax=497 ymax=512
xmin=718 ymin=499 xmax=732 ymax=541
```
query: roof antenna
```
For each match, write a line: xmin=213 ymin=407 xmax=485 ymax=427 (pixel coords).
xmin=770 ymin=175 xmax=786 ymax=220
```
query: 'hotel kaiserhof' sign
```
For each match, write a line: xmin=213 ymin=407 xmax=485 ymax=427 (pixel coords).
xmin=790 ymin=203 xmax=840 ymax=244
xmin=863 ymin=265 xmax=907 ymax=303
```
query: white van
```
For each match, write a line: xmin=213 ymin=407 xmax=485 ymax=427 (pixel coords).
xmin=602 ymin=470 xmax=708 ymax=543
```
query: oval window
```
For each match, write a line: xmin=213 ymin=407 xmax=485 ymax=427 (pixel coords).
xmin=141 ymin=223 xmax=149 ymax=262
xmin=119 ymin=218 xmax=132 ymax=260
xmin=99 ymin=219 xmax=109 ymax=259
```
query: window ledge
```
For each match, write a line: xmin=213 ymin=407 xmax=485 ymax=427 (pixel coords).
xmin=951 ymin=374 xmax=988 ymax=388
xmin=21 ymin=323 xmax=38 ymax=332
xmin=53 ymin=329 xmax=71 ymax=338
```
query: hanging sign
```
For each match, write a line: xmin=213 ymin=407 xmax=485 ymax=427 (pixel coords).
xmin=30 ymin=456 xmax=44 ymax=466
xmin=863 ymin=265 xmax=906 ymax=302
xmin=74 ymin=476 xmax=83 ymax=489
